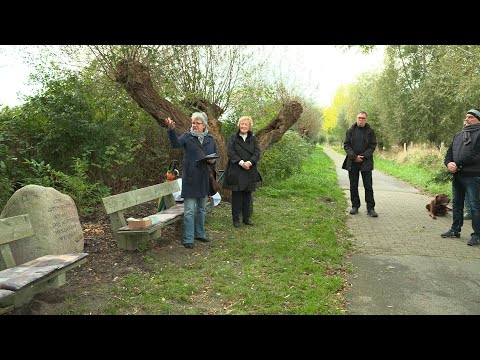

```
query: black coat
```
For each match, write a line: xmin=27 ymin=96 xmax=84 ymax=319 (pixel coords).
xmin=222 ymin=131 xmax=262 ymax=192
xmin=168 ymin=129 xmax=217 ymax=198
xmin=342 ymin=123 xmax=377 ymax=172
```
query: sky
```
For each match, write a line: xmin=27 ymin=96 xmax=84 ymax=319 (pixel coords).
xmin=0 ymin=45 xmax=386 ymax=108
xmin=264 ymin=45 xmax=386 ymax=106
xmin=0 ymin=45 xmax=41 ymax=107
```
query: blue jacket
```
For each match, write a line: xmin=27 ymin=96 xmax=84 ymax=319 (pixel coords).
xmin=168 ymin=129 xmax=218 ymax=198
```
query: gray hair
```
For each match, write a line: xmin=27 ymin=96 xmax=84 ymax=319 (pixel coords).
xmin=191 ymin=112 xmax=208 ymax=126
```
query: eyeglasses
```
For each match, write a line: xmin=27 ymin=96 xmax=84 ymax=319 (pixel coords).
xmin=192 ymin=122 xmax=204 ymax=125
xmin=357 ymin=117 xmax=367 ymax=120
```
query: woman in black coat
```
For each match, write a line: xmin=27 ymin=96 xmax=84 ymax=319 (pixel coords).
xmin=222 ymin=116 xmax=262 ymax=228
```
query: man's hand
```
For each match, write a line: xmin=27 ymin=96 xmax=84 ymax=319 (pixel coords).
xmin=165 ymin=117 xmax=175 ymax=129
xmin=354 ymin=155 xmax=364 ymax=163
xmin=447 ymin=162 xmax=458 ymax=173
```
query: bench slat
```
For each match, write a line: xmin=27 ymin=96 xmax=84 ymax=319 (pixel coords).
xmin=118 ymin=204 xmax=184 ymax=233
xmin=102 ymin=181 xmax=180 ymax=214
xmin=0 ymin=215 xmax=34 ymax=245
xmin=0 ymin=253 xmax=88 ymax=291
xmin=0 ymin=245 xmax=16 ymax=270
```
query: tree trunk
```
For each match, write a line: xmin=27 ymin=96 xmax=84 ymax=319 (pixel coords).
xmin=115 ymin=59 xmax=229 ymax=170
xmin=255 ymin=101 xmax=303 ymax=154
xmin=114 ymin=59 xmax=303 ymax=197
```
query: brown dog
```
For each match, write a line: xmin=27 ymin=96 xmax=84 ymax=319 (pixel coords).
xmin=426 ymin=194 xmax=450 ymax=219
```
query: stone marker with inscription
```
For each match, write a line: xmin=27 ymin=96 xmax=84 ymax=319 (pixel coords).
xmin=0 ymin=184 xmax=84 ymax=265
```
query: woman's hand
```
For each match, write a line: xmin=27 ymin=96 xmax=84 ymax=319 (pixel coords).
xmin=165 ymin=117 xmax=175 ymax=129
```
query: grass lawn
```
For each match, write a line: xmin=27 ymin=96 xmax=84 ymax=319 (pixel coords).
xmin=100 ymin=147 xmax=351 ymax=314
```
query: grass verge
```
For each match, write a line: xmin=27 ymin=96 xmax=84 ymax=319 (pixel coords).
xmin=100 ymin=147 xmax=351 ymax=314
xmin=329 ymin=146 xmax=451 ymax=197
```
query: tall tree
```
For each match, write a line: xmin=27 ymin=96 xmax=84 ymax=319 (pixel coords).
xmin=83 ymin=45 xmax=303 ymax=170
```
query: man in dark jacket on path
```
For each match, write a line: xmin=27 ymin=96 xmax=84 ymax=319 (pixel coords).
xmin=441 ymin=108 xmax=480 ymax=246
xmin=342 ymin=111 xmax=378 ymax=217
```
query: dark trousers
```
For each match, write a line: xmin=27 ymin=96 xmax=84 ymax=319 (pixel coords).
xmin=348 ymin=164 xmax=375 ymax=211
xmin=232 ymin=190 xmax=252 ymax=223
xmin=451 ymin=175 xmax=480 ymax=239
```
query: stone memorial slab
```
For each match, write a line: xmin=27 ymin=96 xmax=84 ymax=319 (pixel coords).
xmin=0 ymin=185 xmax=84 ymax=265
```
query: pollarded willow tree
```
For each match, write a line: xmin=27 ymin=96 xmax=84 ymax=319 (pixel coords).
xmin=78 ymin=45 xmax=303 ymax=172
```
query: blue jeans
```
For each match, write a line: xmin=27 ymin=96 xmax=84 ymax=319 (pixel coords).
xmin=451 ymin=175 xmax=480 ymax=239
xmin=183 ymin=197 xmax=207 ymax=244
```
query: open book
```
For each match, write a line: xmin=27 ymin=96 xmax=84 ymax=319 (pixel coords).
xmin=196 ymin=153 xmax=220 ymax=162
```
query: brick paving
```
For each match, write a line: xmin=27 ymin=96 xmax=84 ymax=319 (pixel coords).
xmin=323 ymin=147 xmax=480 ymax=314
xmin=323 ymin=147 xmax=480 ymax=259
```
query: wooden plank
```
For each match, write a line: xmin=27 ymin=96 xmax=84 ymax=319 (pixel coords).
xmin=0 ymin=255 xmax=87 ymax=309
xmin=117 ymin=223 xmax=164 ymax=234
xmin=117 ymin=204 xmax=184 ymax=232
xmin=0 ymin=259 xmax=86 ymax=309
xmin=102 ymin=181 xmax=180 ymax=214
xmin=0 ymin=253 xmax=88 ymax=291
xmin=108 ymin=211 xmax=127 ymax=233
xmin=0 ymin=245 xmax=16 ymax=270
xmin=156 ymin=203 xmax=185 ymax=215
xmin=163 ymin=194 xmax=176 ymax=208
xmin=0 ymin=214 xmax=34 ymax=245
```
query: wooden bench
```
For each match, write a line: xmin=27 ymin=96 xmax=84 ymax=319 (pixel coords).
xmin=0 ymin=214 xmax=88 ymax=314
xmin=102 ymin=180 xmax=185 ymax=251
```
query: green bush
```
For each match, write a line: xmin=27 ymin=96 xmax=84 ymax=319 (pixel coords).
xmin=20 ymin=157 xmax=110 ymax=216
xmin=0 ymin=176 xmax=14 ymax=211
xmin=258 ymin=131 xmax=314 ymax=184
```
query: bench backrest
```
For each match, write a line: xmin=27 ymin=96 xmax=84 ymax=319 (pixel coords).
xmin=0 ymin=214 xmax=34 ymax=270
xmin=102 ymin=180 xmax=181 ymax=215
xmin=102 ymin=180 xmax=181 ymax=234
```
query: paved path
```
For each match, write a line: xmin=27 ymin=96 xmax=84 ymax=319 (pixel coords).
xmin=323 ymin=147 xmax=480 ymax=315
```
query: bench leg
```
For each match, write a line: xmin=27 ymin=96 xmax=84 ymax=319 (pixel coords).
xmin=115 ymin=236 xmax=129 ymax=250
xmin=48 ymin=273 xmax=66 ymax=288
xmin=116 ymin=230 xmax=162 ymax=250
xmin=116 ymin=236 xmax=146 ymax=250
